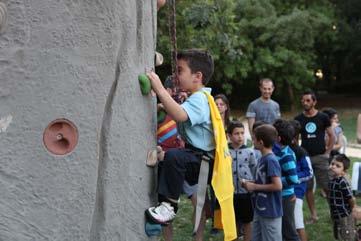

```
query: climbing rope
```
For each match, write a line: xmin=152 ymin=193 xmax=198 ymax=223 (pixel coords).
xmin=168 ymin=0 xmax=179 ymax=91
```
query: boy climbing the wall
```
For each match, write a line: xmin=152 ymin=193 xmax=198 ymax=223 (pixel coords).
xmin=145 ymin=49 xmax=236 ymax=240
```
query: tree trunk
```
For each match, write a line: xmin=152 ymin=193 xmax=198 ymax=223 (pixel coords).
xmin=0 ymin=1 xmax=157 ymax=240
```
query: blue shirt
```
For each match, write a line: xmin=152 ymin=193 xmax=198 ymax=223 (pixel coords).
xmin=178 ymin=88 xmax=215 ymax=151
xmin=254 ymin=153 xmax=283 ymax=218
xmin=273 ymin=144 xmax=299 ymax=197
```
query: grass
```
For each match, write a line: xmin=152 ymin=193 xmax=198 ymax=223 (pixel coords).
xmin=338 ymin=110 xmax=359 ymax=144
xmin=162 ymin=157 xmax=361 ymax=241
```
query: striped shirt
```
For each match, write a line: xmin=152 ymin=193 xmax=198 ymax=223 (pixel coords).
xmin=273 ymin=144 xmax=299 ymax=197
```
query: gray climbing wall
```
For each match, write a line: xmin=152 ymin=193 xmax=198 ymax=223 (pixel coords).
xmin=0 ymin=1 xmax=157 ymax=240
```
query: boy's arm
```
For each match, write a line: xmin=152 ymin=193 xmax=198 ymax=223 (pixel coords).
xmin=147 ymin=72 xmax=188 ymax=122
xmin=325 ymin=126 xmax=335 ymax=155
xmin=281 ymin=155 xmax=299 ymax=187
xmin=349 ymin=197 xmax=356 ymax=209
xmin=298 ymin=156 xmax=313 ymax=183
xmin=243 ymin=176 xmax=282 ymax=192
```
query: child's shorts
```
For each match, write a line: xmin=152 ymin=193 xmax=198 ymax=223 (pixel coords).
xmin=182 ymin=180 xmax=197 ymax=198
xmin=333 ymin=215 xmax=357 ymax=241
xmin=294 ymin=198 xmax=304 ymax=229
xmin=234 ymin=193 xmax=254 ymax=223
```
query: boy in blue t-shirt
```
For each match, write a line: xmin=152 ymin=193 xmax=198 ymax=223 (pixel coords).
xmin=243 ymin=124 xmax=282 ymax=241
xmin=145 ymin=49 xmax=215 ymax=225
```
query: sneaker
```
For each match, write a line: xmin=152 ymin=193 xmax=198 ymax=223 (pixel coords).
xmin=145 ymin=202 xmax=176 ymax=225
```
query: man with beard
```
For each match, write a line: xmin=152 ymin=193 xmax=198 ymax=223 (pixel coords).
xmin=295 ymin=90 xmax=335 ymax=224
xmin=246 ymin=78 xmax=281 ymax=135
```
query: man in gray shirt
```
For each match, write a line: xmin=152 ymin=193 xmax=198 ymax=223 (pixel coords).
xmin=246 ymin=78 xmax=281 ymax=134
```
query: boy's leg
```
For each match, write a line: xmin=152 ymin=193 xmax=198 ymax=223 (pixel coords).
xmin=282 ymin=195 xmax=300 ymax=241
xmin=162 ymin=224 xmax=173 ymax=241
xmin=294 ymin=198 xmax=307 ymax=241
xmin=147 ymin=149 xmax=201 ymax=224
xmin=243 ymin=222 xmax=252 ymax=241
xmin=305 ymin=176 xmax=318 ymax=223
xmin=260 ymin=216 xmax=282 ymax=241
xmin=338 ymin=215 xmax=357 ymax=241
xmin=251 ymin=213 xmax=262 ymax=241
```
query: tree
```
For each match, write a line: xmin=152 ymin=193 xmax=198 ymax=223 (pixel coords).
xmin=157 ymin=0 xmax=340 ymax=108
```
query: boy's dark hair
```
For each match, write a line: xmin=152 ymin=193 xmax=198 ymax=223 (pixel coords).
xmin=302 ymin=90 xmax=317 ymax=101
xmin=254 ymin=124 xmax=278 ymax=148
xmin=289 ymin=120 xmax=302 ymax=138
xmin=273 ymin=119 xmax=295 ymax=146
xmin=177 ymin=49 xmax=214 ymax=85
xmin=333 ymin=154 xmax=351 ymax=171
xmin=322 ymin=107 xmax=337 ymax=120
xmin=227 ymin=121 xmax=244 ymax=134
xmin=252 ymin=120 xmax=267 ymax=131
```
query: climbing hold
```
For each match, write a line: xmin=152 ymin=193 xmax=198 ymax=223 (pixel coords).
xmin=157 ymin=110 xmax=166 ymax=123
xmin=144 ymin=220 xmax=162 ymax=237
xmin=155 ymin=51 xmax=164 ymax=66
xmin=43 ymin=118 xmax=79 ymax=155
xmin=0 ymin=2 xmax=7 ymax=33
xmin=138 ymin=74 xmax=151 ymax=95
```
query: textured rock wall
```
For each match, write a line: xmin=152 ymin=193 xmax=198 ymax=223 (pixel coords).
xmin=0 ymin=1 xmax=157 ymax=240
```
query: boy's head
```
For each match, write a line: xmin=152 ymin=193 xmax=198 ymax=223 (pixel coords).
xmin=253 ymin=124 xmax=278 ymax=149
xmin=273 ymin=119 xmax=295 ymax=146
xmin=227 ymin=121 xmax=245 ymax=147
xmin=289 ymin=120 xmax=301 ymax=146
xmin=329 ymin=154 xmax=351 ymax=177
xmin=176 ymin=49 xmax=214 ymax=91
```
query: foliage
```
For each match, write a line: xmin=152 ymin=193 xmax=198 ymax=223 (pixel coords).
xmin=156 ymin=0 xmax=355 ymax=103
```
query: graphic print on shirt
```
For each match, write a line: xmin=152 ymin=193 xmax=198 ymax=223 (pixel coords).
xmin=255 ymin=161 xmax=267 ymax=211
xmin=305 ymin=122 xmax=317 ymax=138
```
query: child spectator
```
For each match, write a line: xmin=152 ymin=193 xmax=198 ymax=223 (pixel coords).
xmin=215 ymin=94 xmax=231 ymax=128
xmin=322 ymin=108 xmax=347 ymax=154
xmin=272 ymin=119 xmax=300 ymax=241
xmin=243 ymin=124 xmax=282 ymax=241
xmin=227 ymin=121 xmax=257 ymax=241
xmin=290 ymin=120 xmax=313 ymax=241
xmin=329 ymin=154 xmax=357 ymax=241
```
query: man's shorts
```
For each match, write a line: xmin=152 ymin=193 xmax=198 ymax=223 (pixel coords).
xmin=307 ymin=154 xmax=330 ymax=191
xmin=234 ymin=193 xmax=254 ymax=223
xmin=294 ymin=198 xmax=304 ymax=229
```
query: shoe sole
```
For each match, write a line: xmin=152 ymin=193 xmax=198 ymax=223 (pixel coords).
xmin=145 ymin=209 xmax=172 ymax=226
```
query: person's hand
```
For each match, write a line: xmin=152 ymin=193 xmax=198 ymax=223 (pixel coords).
xmin=178 ymin=91 xmax=188 ymax=103
xmin=243 ymin=181 xmax=256 ymax=192
xmin=147 ymin=71 xmax=164 ymax=94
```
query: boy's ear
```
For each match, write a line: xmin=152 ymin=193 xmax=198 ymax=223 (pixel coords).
xmin=193 ymin=71 xmax=203 ymax=83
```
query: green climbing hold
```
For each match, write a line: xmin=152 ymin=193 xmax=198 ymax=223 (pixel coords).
xmin=138 ymin=74 xmax=151 ymax=95
xmin=157 ymin=110 xmax=166 ymax=123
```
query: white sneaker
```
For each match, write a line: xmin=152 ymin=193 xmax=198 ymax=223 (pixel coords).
xmin=146 ymin=202 xmax=176 ymax=225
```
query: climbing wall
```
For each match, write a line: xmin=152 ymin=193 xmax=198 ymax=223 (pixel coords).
xmin=0 ymin=1 xmax=157 ymax=240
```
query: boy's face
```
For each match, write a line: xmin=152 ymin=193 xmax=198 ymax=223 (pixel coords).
xmin=329 ymin=159 xmax=346 ymax=177
xmin=229 ymin=127 xmax=245 ymax=146
xmin=252 ymin=136 xmax=262 ymax=150
xmin=177 ymin=59 xmax=202 ymax=92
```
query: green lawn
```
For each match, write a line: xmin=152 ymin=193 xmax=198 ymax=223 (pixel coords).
xmin=163 ymin=157 xmax=361 ymax=241
xmin=338 ymin=110 xmax=359 ymax=144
